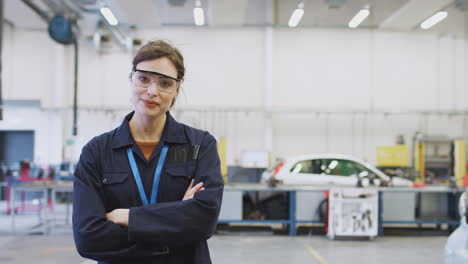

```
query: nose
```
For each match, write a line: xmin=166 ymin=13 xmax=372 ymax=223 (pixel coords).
xmin=146 ymin=82 xmax=159 ymax=97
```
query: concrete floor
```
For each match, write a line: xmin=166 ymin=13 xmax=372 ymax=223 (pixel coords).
xmin=211 ymin=235 xmax=446 ymax=264
xmin=0 ymin=201 xmax=448 ymax=264
xmin=0 ymin=234 xmax=447 ymax=264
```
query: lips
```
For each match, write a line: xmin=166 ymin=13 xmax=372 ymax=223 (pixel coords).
xmin=141 ymin=99 xmax=158 ymax=108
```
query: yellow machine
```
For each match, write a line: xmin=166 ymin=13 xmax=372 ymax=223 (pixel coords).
xmin=377 ymin=145 xmax=410 ymax=167
xmin=412 ymin=135 xmax=466 ymax=186
xmin=377 ymin=135 xmax=466 ymax=186
xmin=414 ymin=142 xmax=425 ymax=184
xmin=454 ymin=140 xmax=466 ymax=187
xmin=217 ymin=137 xmax=228 ymax=182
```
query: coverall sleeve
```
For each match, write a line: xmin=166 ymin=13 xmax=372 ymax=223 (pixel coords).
xmin=127 ymin=133 xmax=224 ymax=246
xmin=72 ymin=142 xmax=154 ymax=262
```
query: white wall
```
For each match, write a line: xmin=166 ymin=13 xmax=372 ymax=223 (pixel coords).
xmin=273 ymin=29 xmax=467 ymax=111
xmin=2 ymin=26 xmax=468 ymax=166
xmin=0 ymin=104 xmax=63 ymax=164
xmin=271 ymin=29 xmax=468 ymax=162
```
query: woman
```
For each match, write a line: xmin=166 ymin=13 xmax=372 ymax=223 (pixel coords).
xmin=72 ymin=40 xmax=224 ymax=264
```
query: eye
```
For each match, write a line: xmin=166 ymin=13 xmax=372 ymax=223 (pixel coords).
xmin=139 ymin=76 xmax=150 ymax=83
xmin=159 ymin=79 xmax=174 ymax=88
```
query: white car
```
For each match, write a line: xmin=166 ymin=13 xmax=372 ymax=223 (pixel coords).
xmin=445 ymin=192 xmax=468 ymax=264
xmin=261 ymin=154 xmax=413 ymax=187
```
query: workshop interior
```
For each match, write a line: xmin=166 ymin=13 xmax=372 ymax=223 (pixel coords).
xmin=0 ymin=0 xmax=468 ymax=263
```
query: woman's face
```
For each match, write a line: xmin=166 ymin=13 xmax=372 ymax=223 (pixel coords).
xmin=130 ymin=57 xmax=179 ymax=119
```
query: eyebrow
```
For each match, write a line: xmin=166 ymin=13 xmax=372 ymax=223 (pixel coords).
xmin=132 ymin=66 xmax=180 ymax=82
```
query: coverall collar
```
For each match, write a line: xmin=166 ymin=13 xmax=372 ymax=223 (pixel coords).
xmin=112 ymin=111 xmax=187 ymax=149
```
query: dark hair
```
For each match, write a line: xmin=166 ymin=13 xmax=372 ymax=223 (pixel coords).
xmin=132 ymin=40 xmax=185 ymax=81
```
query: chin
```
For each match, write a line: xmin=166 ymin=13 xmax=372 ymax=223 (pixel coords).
xmin=136 ymin=104 xmax=166 ymax=118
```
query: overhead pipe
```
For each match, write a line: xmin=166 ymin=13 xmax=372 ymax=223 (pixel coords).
xmin=72 ymin=37 xmax=79 ymax=136
xmin=60 ymin=0 xmax=83 ymax=20
xmin=64 ymin=0 xmax=101 ymax=13
xmin=64 ymin=0 xmax=131 ymax=51
xmin=20 ymin=0 xmax=52 ymax=21
xmin=44 ymin=0 xmax=64 ymax=14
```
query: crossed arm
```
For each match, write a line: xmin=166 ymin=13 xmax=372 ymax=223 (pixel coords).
xmin=105 ymin=179 xmax=205 ymax=226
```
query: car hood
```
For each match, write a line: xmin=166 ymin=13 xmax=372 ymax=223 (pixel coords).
xmin=391 ymin=177 xmax=413 ymax=187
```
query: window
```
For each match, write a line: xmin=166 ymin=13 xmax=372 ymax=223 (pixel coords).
xmin=291 ymin=160 xmax=312 ymax=174
xmin=353 ymin=162 xmax=375 ymax=178
xmin=322 ymin=159 xmax=374 ymax=177
xmin=290 ymin=159 xmax=326 ymax=174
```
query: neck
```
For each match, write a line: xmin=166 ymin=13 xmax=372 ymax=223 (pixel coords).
xmin=129 ymin=112 xmax=167 ymax=142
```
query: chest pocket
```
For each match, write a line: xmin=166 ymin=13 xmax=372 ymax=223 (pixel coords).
xmin=102 ymin=172 xmax=129 ymax=184
xmin=165 ymin=165 xmax=196 ymax=200
xmin=166 ymin=166 xmax=195 ymax=178
xmin=101 ymin=172 xmax=131 ymax=209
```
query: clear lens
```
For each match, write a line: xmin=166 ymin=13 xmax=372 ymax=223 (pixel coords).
xmin=133 ymin=71 xmax=152 ymax=87
xmin=132 ymin=71 xmax=178 ymax=93
xmin=155 ymin=76 xmax=177 ymax=92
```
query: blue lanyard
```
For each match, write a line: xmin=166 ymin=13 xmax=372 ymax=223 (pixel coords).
xmin=127 ymin=145 xmax=169 ymax=205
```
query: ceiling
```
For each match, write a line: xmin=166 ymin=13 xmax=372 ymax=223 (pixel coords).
xmin=3 ymin=0 xmax=468 ymax=36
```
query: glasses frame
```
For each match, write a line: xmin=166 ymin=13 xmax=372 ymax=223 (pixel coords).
xmin=131 ymin=66 xmax=181 ymax=93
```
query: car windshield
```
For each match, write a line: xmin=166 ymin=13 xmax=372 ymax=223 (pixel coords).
xmin=290 ymin=158 xmax=374 ymax=177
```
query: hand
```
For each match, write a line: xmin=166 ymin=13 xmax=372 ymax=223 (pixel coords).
xmin=183 ymin=179 xmax=204 ymax=201
xmin=106 ymin=209 xmax=129 ymax=227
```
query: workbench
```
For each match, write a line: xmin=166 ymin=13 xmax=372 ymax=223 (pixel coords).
xmin=6 ymin=181 xmax=465 ymax=237
xmin=218 ymin=184 xmax=467 ymax=236
xmin=8 ymin=181 xmax=73 ymax=235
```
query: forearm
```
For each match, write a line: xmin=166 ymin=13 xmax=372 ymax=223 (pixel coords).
xmin=105 ymin=180 xmax=205 ymax=227
xmin=73 ymin=213 xmax=173 ymax=262
xmin=73 ymin=211 xmax=138 ymax=260
xmin=73 ymin=174 xmax=158 ymax=261
xmin=127 ymin=186 xmax=223 ymax=246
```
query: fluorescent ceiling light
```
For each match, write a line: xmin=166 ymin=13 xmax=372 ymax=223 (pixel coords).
xmin=194 ymin=7 xmax=204 ymax=26
xmin=420 ymin=11 xmax=448 ymax=30
xmin=288 ymin=8 xmax=304 ymax=27
xmin=100 ymin=7 xmax=118 ymax=26
xmin=348 ymin=9 xmax=370 ymax=28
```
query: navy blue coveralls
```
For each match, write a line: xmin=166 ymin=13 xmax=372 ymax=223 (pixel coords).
xmin=72 ymin=111 xmax=224 ymax=264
